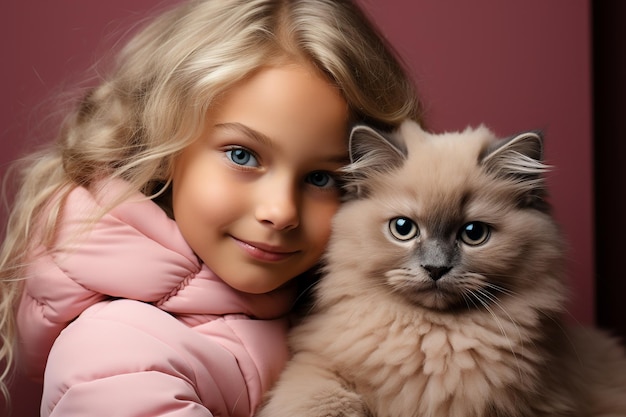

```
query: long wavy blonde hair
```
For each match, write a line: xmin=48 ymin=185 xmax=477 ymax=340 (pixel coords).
xmin=0 ymin=0 xmax=421 ymax=402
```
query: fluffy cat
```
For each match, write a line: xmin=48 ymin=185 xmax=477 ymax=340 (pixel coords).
xmin=256 ymin=120 xmax=626 ymax=417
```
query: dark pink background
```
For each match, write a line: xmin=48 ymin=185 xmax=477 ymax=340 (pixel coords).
xmin=1 ymin=1 xmax=592 ymax=415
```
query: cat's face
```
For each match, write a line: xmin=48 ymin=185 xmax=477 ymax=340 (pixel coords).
xmin=326 ymin=121 xmax=564 ymax=312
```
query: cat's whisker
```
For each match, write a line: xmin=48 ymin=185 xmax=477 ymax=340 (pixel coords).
xmin=291 ymin=279 xmax=322 ymax=313
xmin=460 ymin=289 xmax=481 ymax=311
xmin=478 ymin=281 xmax=547 ymax=368
xmin=471 ymin=288 xmax=533 ymax=383
xmin=483 ymin=282 xmax=515 ymax=297
xmin=467 ymin=288 xmax=513 ymax=337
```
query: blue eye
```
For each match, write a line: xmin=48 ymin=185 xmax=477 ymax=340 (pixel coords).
xmin=459 ymin=222 xmax=490 ymax=246
xmin=389 ymin=217 xmax=419 ymax=241
xmin=306 ymin=171 xmax=336 ymax=189
xmin=226 ymin=148 xmax=258 ymax=167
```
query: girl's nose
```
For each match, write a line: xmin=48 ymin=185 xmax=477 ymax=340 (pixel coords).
xmin=255 ymin=181 xmax=300 ymax=231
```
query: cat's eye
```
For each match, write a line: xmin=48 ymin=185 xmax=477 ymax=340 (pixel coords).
xmin=389 ymin=217 xmax=419 ymax=241
xmin=459 ymin=222 xmax=490 ymax=246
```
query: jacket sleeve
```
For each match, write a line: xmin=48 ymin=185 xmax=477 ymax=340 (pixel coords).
xmin=42 ymin=300 xmax=251 ymax=417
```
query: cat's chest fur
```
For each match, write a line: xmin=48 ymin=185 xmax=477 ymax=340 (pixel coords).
xmin=290 ymin=285 xmax=551 ymax=417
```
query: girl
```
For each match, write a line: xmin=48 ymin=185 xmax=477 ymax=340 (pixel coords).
xmin=0 ymin=0 xmax=421 ymax=415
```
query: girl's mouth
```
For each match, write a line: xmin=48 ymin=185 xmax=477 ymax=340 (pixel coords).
xmin=231 ymin=236 xmax=298 ymax=262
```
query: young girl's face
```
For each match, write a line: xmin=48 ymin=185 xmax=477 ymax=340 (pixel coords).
xmin=172 ymin=63 xmax=349 ymax=294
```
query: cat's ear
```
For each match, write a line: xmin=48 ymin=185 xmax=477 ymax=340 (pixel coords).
xmin=480 ymin=130 xmax=552 ymax=209
xmin=342 ymin=124 xmax=408 ymax=198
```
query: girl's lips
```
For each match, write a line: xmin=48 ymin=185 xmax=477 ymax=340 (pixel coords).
xmin=231 ymin=236 xmax=298 ymax=262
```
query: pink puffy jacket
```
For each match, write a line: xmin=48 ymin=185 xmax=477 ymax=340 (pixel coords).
xmin=16 ymin=182 xmax=296 ymax=416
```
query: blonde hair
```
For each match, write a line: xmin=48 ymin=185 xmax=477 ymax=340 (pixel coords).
xmin=0 ymin=0 xmax=422 ymax=402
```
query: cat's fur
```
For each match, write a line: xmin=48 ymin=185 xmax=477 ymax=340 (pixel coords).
xmin=257 ymin=121 xmax=626 ymax=417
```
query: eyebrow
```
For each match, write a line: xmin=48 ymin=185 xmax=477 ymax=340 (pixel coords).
xmin=214 ymin=122 xmax=274 ymax=148
xmin=214 ymin=122 xmax=350 ymax=165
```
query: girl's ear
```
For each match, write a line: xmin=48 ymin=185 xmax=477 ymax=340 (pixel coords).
xmin=480 ymin=130 xmax=552 ymax=210
xmin=342 ymin=124 xmax=408 ymax=198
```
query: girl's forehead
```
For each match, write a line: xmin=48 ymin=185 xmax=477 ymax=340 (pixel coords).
xmin=208 ymin=64 xmax=349 ymax=154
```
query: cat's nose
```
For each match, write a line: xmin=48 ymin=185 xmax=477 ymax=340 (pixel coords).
xmin=422 ymin=265 xmax=451 ymax=281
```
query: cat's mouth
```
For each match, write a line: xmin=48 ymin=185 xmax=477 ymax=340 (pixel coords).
xmin=387 ymin=274 xmax=467 ymax=311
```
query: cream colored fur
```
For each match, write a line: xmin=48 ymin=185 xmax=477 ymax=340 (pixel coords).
xmin=257 ymin=121 xmax=626 ymax=417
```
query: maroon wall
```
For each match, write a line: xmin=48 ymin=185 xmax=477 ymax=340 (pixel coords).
xmin=1 ymin=1 xmax=594 ymax=416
